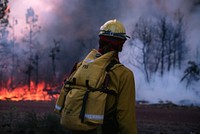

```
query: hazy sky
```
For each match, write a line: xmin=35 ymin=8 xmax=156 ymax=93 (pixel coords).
xmin=10 ymin=0 xmax=200 ymax=53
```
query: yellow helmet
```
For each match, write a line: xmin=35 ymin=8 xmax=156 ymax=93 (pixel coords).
xmin=99 ymin=19 xmax=130 ymax=40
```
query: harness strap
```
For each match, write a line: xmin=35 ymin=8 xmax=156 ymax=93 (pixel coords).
xmin=105 ymin=59 xmax=119 ymax=72
xmin=79 ymin=80 xmax=91 ymax=123
xmin=100 ymin=59 xmax=119 ymax=95
xmin=79 ymin=90 xmax=90 ymax=123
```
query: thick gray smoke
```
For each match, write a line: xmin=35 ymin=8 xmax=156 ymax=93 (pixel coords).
xmin=5 ymin=0 xmax=200 ymax=105
xmin=8 ymin=0 xmax=124 ymax=82
xmin=36 ymin=0 xmax=125 ymax=76
xmin=119 ymin=0 xmax=200 ymax=106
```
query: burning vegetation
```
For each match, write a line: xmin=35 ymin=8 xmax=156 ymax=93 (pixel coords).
xmin=0 ymin=5 xmax=62 ymax=101
xmin=0 ymin=81 xmax=59 ymax=101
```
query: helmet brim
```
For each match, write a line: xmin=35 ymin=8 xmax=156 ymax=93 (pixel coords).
xmin=99 ymin=30 xmax=130 ymax=40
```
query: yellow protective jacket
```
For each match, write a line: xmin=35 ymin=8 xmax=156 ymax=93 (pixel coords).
xmin=56 ymin=50 xmax=137 ymax=134
xmin=104 ymin=62 xmax=137 ymax=134
xmin=73 ymin=56 xmax=137 ymax=134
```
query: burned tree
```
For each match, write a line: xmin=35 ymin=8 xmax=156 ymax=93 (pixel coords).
xmin=8 ymin=17 xmax=18 ymax=89
xmin=49 ymin=39 xmax=60 ymax=86
xmin=131 ymin=12 xmax=187 ymax=81
xmin=155 ymin=14 xmax=186 ymax=75
xmin=132 ymin=17 xmax=155 ymax=82
xmin=172 ymin=10 xmax=186 ymax=70
xmin=0 ymin=24 xmax=9 ymax=89
xmin=22 ymin=7 xmax=41 ymax=90
xmin=156 ymin=16 xmax=168 ymax=76
xmin=0 ymin=0 xmax=9 ymax=89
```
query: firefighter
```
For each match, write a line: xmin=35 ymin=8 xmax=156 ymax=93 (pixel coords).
xmin=97 ymin=19 xmax=137 ymax=134
xmin=56 ymin=19 xmax=137 ymax=134
xmin=71 ymin=19 xmax=137 ymax=134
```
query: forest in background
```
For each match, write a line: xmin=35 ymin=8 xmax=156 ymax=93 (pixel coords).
xmin=0 ymin=0 xmax=200 ymax=105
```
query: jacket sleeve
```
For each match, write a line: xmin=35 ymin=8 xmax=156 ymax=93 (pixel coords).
xmin=117 ymin=69 xmax=137 ymax=134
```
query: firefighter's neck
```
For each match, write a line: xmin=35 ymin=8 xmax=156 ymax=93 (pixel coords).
xmin=98 ymin=49 xmax=119 ymax=60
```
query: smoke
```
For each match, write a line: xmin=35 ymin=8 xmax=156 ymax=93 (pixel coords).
xmin=5 ymin=0 xmax=200 ymax=104
xmin=9 ymin=0 xmax=124 ymax=81
xmin=120 ymin=43 xmax=200 ymax=106
xmin=159 ymin=0 xmax=200 ymax=60
xmin=119 ymin=0 xmax=200 ymax=105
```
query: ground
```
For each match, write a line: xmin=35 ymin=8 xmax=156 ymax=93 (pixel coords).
xmin=136 ymin=103 xmax=200 ymax=134
xmin=0 ymin=101 xmax=200 ymax=134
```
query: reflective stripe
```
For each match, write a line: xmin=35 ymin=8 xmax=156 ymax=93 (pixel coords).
xmin=85 ymin=114 xmax=104 ymax=120
xmin=55 ymin=104 xmax=62 ymax=111
xmin=85 ymin=59 xmax=94 ymax=63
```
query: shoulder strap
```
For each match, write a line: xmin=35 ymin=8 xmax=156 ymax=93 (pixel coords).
xmin=101 ymin=59 xmax=119 ymax=95
xmin=105 ymin=59 xmax=119 ymax=72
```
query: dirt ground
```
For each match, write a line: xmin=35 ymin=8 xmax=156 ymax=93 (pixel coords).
xmin=0 ymin=101 xmax=200 ymax=134
xmin=136 ymin=103 xmax=200 ymax=134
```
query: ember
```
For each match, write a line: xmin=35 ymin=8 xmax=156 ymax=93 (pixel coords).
xmin=0 ymin=81 xmax=59 ymax=101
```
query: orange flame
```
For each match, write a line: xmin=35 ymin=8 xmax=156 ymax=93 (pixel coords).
xmin=0 ymin=81 xmax=59 ymax=101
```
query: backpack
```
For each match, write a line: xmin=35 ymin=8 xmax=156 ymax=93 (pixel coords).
xmin=54 ymin=49 xmax=119 ymax=131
